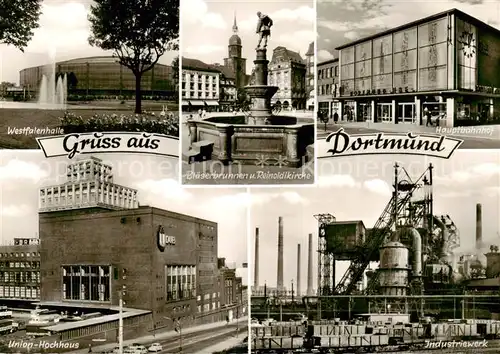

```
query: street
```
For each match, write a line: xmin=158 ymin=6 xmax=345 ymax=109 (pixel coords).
xmin=158 ymin=327 xmax=242 ymax=353
xmin=316 ymin=124 xmax=500 ymax=149
xmin=92 ymin=322 xmax=244 ymax=354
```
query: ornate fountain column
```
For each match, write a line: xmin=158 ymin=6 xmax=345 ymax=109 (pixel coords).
xmin=217 ymin=124 xmax=233 ymax=165
xmin=244 ymin=49 xmax=278 ymax=125
xmin=285 ymin=125 xmax=301 ymax=168
xmin=188 ymin=121 xmax=198 ymax=146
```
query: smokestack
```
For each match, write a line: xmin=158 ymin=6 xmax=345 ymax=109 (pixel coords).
xmin=254 ymin=228 xmax=259 ymax=288
xmin=277 ymin=217 xmax=284 ymax=292
xmin=297 ymin=244 xmax=301 ymax=297
xmin=476 ymin=203 xmax=482 ymax=250
xmin=307 ymin=233 xmax=313 ymax=296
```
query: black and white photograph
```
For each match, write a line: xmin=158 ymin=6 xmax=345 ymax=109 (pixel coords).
xmin=180 ymin=0 xmax=315 ymax=185
xmin=0 ymin=0 xmax=179 ymax=149
xmin=317 ymin=0 xmax=500 ymax=149
xmin=250 ymin=152 xmax=500 ymax=353
xmin=0 ymin=152 xmax=248 ymax=353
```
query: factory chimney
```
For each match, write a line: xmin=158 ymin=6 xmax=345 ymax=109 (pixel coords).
xmin=254 ymin=227 xmax=259 ymax=289
xmin=307 ymin=233 xmax=313 ymax=296
xmin=296 ymin=244 xmax=301 ymax=297
xmin=277 ymin=217 xmax=284 ymax=292
xmin=476 ymin=203 xmax=482 ymax=251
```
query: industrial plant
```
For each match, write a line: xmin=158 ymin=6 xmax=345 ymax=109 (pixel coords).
xmin=250 ymin=163 xmax=500 ymax=353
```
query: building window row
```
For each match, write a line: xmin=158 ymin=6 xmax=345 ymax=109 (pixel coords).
xmin=0 ymin=253 xmax=40 ymax=258
xmin=0 ymin=270 xmax=39 ymax=283
xmin=318 ymin=66 xmax=338 ymax=79
xmin=62 ymin=265 xmax=111 ymax=302
xmin=0 ymin=285 xmax=39 ymax=299
xmin=0 ymin=261 xmax=40 ymax=268
xmin=166 ymin=265 xmax=196 ymax=301
xmin=181 ymin=91 xmax=217 ymax=99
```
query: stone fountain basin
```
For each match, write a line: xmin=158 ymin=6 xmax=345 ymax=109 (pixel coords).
xmin=188 ymin=115 xmax=314 ymax=167
xmin=205 ymin=115 xmax=301 ymax=125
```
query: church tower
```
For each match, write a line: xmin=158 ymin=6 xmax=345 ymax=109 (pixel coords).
xmin=224 ymin=14 xmax=247 ymax=88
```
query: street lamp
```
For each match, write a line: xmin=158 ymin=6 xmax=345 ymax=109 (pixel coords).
xmin=164 ymin=317 xmax=182 ymax=353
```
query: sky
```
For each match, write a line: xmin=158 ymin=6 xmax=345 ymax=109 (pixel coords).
xmin=0 ymin=0 xmax=178 ymax=85
xmin=181 ymin=0 xmax=314 ymax=67
xmin=249 ymin=151 xmax=500 ymax=294
xmin=0 ymin=151 xmax=248 ymax=284
xmin=317 ymin=0 xmax=500 ymax=62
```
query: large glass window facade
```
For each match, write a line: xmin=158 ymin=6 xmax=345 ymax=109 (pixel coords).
xmin=340 ymin=16 xmax=451 ymax=96
xmin=340 ymin=47 xmax=355 ymax=94
xmin=354 ymin=41 xmax=372 ymax=91
xmin=418 ymin=18 xmax=449 ymax=91
xmin=456 ymin=18 xmax=477 ymax=90
xmin=393 ymin=28 xmax=418 ymax=90
xmin=166 ymin=265 xmax=196 ymax=301
xmin=62 ymin=265 xmax=110 ymax=302
xmin=372 ymin=35 xmax=393 ymax=90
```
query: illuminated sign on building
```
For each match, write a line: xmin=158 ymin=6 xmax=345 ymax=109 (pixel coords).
xmin=157 ymin=226 xmax=176 ymax=252
xmin=349 ymin=86 xmax=416 ymax=97
xmin=13 ymin=238 xmax=40 ymax=246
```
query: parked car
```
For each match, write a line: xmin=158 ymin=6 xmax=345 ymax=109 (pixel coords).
xmin=148 ymin=343 xmax=163 ymax=352
xmin=135 ymin=345 xmax=148 ymax=354
xmin=127 ymin=343 xmax=148 ymax=354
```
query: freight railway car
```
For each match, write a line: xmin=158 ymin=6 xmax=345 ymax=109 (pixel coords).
xmin=251 ymin=320 xmax=500 ymax=353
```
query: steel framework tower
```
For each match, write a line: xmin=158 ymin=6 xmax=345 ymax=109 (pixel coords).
xmin=314 ymin=213 xmax=336 ymax=296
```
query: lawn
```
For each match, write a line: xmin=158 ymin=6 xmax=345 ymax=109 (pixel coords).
xmin=0 ymin=100 xmax=179 ymax=149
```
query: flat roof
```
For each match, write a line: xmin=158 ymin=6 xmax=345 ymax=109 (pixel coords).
xmin=38 ymin=205 xmax=217 ymax=226
xmin=318 ymin=58 xmax=339 ymax=67
xmin=336 ymin=8 xmax=500 ymax=50
xmin=329 ymin=220 xmax=365 ymax=227
xmin=38 ymin=302 xmax=150 ymax=332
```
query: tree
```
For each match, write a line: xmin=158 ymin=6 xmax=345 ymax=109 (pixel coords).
xmin=171 ymin=56 xmax=179 ymax=91
xmin=88 ymin=0 xmax=179 ymax=113
xmin=0 ymin=0 xmax=42 ymax=51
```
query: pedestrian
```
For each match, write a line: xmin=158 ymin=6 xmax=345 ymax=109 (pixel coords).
xmin=187 ymin=114 xmax=193 ymax=137
xmin=333 ymin=111 xmax=339 ymax=123
xmin=424 ymin=108 xmax=431 ymax=126
xmin=88 ymin=344 xmax=92 ymax=353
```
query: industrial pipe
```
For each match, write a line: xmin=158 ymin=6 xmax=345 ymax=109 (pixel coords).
xmin=433 ymin=216 xmax=453 ymax=267
xmin=277 ymin=217 xmax=284 ymax=292
xmin=476 ymin=204 xmax=482 ymax=251
xmin=410 ymin=228 xmax=422 ymax=277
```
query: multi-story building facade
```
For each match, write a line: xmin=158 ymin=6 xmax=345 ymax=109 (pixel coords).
xmin=217 ymin=259 xmax=244 ymax=321
xmin=305 ymin=42 xmax=315 ymax=110
xmin=268 ymin=46 xmax=307 ymax=110
xmin=37 ymin=157 xmax=233 ymax=343
xmin=223 ymin=16 xmax=247 ymax=89
xmin=335 ymin=8 xmax=500 ymax=127
xmin=181 ymin=59 xmax=220 ymax=112
xmin=0 ymin=238 xmax=41 ymax=301
xmin=212 ymin=64 xmax=237 ymax=110
xmin=39 ymin=157 xmax=138 ymax=212
xmin=318 ymin=58 xmax=340 ymax=118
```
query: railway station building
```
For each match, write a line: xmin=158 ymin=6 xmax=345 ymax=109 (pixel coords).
xmin=334 ymin=8 xmax=500 ymax=127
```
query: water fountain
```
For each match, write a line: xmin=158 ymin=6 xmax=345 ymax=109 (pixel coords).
xmin=0 ymin=51 xmax=68 ymax=109
xmin=186 ymin=48 xmax=314 ymax=167
xmin=38 ymin=71 xmax=67 ymax=108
